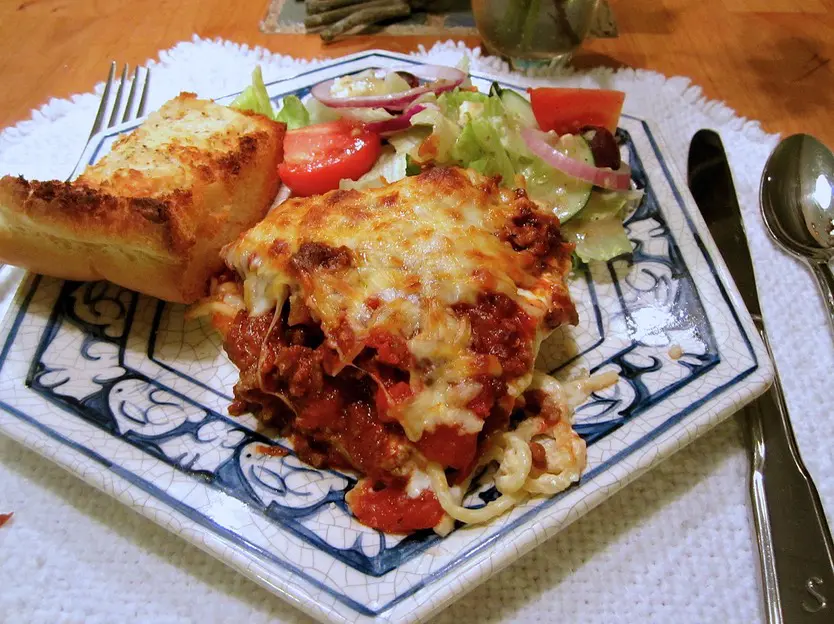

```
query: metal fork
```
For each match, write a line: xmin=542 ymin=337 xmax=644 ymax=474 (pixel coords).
xmin=67 ymin=62 xmax=151 ymax=180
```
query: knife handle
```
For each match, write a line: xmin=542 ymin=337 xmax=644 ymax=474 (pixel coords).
xmin=747 ymin=329 xmax=834 ymax=623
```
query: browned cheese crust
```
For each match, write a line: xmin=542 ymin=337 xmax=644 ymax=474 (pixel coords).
xmin=0 ymin=92 xmax=286 ymax=303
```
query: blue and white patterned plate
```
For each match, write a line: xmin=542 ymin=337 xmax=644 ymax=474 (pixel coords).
xmin=0 ymin=52 xmax=773 ymax=624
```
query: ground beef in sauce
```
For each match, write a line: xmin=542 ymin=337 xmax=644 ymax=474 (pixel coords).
xmin=500 ymin=203 xmax=565 ymax=268
xmin=530 ymin=441 xmax=548 ymax=469
xmin=453 ymin=292 xmax=534 ymax=379
xmin=290 ymin=377 xmax=416 ymax=480
xmin=289 ymin=241 xmax=353 ymax=274
xmin=223 ymin=306 xmax=416 ymax=481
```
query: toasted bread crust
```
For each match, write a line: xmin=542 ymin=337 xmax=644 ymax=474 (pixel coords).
xmin=0 ymin=93 xmax=286 ymax=303
xmin=0 ymin=177 xmax=195 ymax=255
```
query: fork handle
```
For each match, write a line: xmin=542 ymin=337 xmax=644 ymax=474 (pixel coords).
xmin=747 ymin=327 xmax=834 ymax=623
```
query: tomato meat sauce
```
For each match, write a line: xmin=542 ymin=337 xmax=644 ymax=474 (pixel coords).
xmin=374 ymin=381 xmax=412 ymax=424
xmin=346 ymin=479 xmax=444 ymax=534
xmin=217 ymin=278 xmax=539 ymax=532
xmin=254 ymin=444 xmax=289 ymax=457
xmin=416 ymin=424 xmax=478 ymax=471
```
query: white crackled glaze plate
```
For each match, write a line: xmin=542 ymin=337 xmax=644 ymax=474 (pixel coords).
xmin=0 ymin=51 xmax=773 ymax=624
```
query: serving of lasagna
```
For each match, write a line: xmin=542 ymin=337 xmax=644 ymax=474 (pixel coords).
xmin=191 ymin=166 xmax=615 ymax=534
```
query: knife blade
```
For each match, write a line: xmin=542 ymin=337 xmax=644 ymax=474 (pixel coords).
xmin=688 ymin=129 xmax=834 ymax=624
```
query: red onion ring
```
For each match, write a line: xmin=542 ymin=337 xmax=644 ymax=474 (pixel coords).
xmin=311 ymin=65 xmax=465 ymax=111
xmin=521 ymin=128 xmax=632 ymax=191
xmin=364 ymin=103 xmax=437 ymax=135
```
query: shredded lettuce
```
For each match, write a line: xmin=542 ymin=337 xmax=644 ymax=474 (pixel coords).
xmin=230 ymin=66 xmax=275 ymax=120
xmin=275 ymin=95 xmax=310 ymax=130
xmin=439 ymin=90 xmax=502 ymax=123
xmin=388 ymin=127 xmax=430 ymax=157
xmin=339 ymin=146 xmax=406 ymax=191
xmin=405 ymin=155 xmax=422 ymax=176
xmin=452 ymin=119 xmax=516 ymax=184
xmin=409 ymin=107 xmax=460 ymax=163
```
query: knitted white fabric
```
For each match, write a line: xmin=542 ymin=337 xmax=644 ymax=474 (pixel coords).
xmin=1 ymin=37 xmax=831 ymax=624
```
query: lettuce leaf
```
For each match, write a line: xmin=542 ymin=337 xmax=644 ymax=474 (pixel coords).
xmin=573 ymin=191 xmax=630 ymax=221
xmin=330 ymin=69 xmax=412 ymax=98
xmin=562 ymin=216 xmax=632 ymax=263
xmin=455 ymin=56 xmax=473 ymax=89
xmin=384 ymin=71 xmax=413 ymax=94
xmin=306 ymin=97 xmax=343 ymax=124
xmin=340 ymin=107 xmax=396 ymax=124
xmin=230 ymin=66 xmax=275 ymax=119
xmin=441 ymin=90 xmax=509 ymax=128
xmin=275 ymin=95 xmax=310 ymax=130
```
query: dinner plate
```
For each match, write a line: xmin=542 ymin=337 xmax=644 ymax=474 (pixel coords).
xmin=0 ymin=51 xmax=773 ymax=624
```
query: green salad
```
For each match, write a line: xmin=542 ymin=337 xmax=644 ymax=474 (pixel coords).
xmin=231 ymin=64 xmax=642 ymax=263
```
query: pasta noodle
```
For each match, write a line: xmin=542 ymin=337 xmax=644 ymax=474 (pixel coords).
xmin=427 ymin=370 xmax=616 ymax=530
xmin=427 ymin=463 xmax=525 ymax=525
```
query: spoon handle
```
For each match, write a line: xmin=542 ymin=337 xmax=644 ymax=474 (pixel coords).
xmin=810 ymin=261 xmax=834 ymax=327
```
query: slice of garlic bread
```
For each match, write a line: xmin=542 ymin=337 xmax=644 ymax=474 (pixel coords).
xmin=0 ymin=92 xmax=285 ymax=303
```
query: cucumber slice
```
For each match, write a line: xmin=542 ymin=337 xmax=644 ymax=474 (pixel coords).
xmin=489 ymin=82 xmax=537 ymax=128
xmin=572 ymin=190 xmax=629 ymax=222
xmin=499 ymin=89 xmax=537 ymax=128
xmin=551 ymin=134 xmax=594 ymax=222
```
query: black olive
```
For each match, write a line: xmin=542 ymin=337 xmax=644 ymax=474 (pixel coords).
xmin=581 ymin=125 xmax=621 ymax=170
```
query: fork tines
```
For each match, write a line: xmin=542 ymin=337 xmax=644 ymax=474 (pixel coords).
xmin=89 ymin=62 xmax=151 ymax=141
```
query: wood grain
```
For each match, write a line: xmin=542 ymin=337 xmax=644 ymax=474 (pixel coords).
xmin=0 ymin=0 xmax=832 ymax=147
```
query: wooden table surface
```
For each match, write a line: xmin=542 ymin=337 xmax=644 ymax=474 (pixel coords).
xmin=0 ymin=0 xmax=832 ymax=145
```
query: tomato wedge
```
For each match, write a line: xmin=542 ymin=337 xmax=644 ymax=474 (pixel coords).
xmin=528 ymin=87 xmax=625 ymax=136
xmin=278 ymin=119 xmax=381 ymax=197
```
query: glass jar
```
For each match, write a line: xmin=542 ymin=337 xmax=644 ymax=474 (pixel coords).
xmin=472 ymin=0 xmax=600 ymax=68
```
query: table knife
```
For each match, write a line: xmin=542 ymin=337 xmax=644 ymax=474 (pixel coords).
xmin=687 ymin=129 xmax=834 ymax=623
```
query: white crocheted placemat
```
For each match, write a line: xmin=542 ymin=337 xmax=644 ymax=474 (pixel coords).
xmin=1 ymin=37 xmax=831 ymax=624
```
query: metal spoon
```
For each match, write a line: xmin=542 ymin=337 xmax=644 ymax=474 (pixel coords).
xmin=761 ymin=134 xmax=834 ymax=325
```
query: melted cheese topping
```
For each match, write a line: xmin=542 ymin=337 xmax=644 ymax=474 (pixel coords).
xmin=223 ymin=167 xmax=575 ymax=438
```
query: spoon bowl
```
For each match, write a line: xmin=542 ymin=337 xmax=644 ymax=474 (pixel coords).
xmin=761 ymin=133 xmax=834 ymax=324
